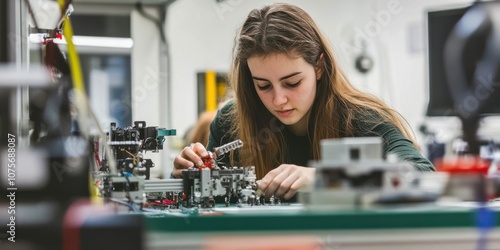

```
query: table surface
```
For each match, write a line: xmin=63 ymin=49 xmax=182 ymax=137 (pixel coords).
xmin=145 ymin=202 xmax=500 ymax=233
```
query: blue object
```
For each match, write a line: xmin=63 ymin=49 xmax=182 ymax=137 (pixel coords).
xmin=476 ymin=205 xmax=496 ymax=250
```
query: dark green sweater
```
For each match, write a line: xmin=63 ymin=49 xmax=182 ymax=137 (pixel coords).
xmin=207 ymin=102 xmax=434 ymax=172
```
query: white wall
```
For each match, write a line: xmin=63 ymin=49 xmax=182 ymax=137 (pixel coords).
xmin=166 ymin=0 xmax=475 ymax=153
xmin=132 ymin=7 xmax=164 ymax=177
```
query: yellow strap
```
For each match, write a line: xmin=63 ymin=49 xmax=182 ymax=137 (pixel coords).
xmin=57 ymin=0 xmax=97 ymax=200
xmin=205 ymin=71 xmax=217 ymax=111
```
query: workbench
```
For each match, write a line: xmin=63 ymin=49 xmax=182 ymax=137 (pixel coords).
xmin=145 ymin=202 xmax=500 ymax=250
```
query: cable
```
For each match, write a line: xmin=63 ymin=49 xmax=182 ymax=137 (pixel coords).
xmin=56 ymin=0 xmax=84 ymax=104
xmin=108 ymin=198 xmax=138 ymax=212
xmin=54 ymin=0 xmax=118 ymax=175
xmin=122 ymin=170 xmax=134 ymax=203
xmin=121 ymin=148 xmax=137 ymax=165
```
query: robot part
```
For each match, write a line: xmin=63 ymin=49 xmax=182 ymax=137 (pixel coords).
xmin=145 ymin=140 xmax=263 ymax=209
xmin=104 ymin=139 xmax=272 ymax=209
xmin=213 ymin=139 xmax=243 ymax=158
xmin=199 ymin=139 xmax=244 ymax=170
xmin=102 ymin=121 xmax=176 ymax=179
xmin=181 ymin=166 xmax=259 ymax=208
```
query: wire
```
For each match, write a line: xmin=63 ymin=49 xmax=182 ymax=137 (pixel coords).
xmin=121 ymin=148 xmax=137 ymax=165
xmin=55 ymin=0 xmax=118 ymax=175
xmin=108 ymin=198 xmax=138 ymax=212
xmin=56 ymin=0 xmax=83 ymax=98
xmin=122 ymin=171 xmax=134 ymax=202
xmin=141 ymin=207 xmax=165 ymax=213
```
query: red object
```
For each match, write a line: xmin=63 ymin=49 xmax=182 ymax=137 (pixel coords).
xmin=63 ymin=199 xmax=114 ymax=250
xmin=162 ymin=199 xmax=175 ymax=205
xmin=149 ymin=199 xmax=176 ymax=206
xmin=199 ymin=155 xmax=214 ymax=170
xmin=56 ymin=33 xmax=63 ymax=39
xmin=435 ymin=155 xmax=490 ymax=174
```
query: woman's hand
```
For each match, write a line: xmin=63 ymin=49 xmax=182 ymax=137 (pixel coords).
xmin=172 ymin=142 xmax=209 ymax=178
xmin=258 ymin=164 xmax=315 ymax=200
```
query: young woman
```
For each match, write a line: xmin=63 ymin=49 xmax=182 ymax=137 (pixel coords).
xmin=173 ymin=3 xmax=434 ymax=200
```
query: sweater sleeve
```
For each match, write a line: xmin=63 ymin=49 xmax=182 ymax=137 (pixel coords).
xmin=351 ymin=110 xmax=435 ymax=172
xmin=371 ymin=122 xmax=435 ymax=172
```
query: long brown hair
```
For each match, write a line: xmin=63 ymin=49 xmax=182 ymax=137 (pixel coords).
xmin=226 ymin=3 xmax=416 ymax=179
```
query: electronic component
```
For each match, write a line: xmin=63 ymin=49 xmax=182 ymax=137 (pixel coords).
xmin=180 ymin=166 xmax=259 ymax=208
xmin=146 ymin=140 xmax=262 ymax=208
xmin=97 ymin=121 xmax=175 ymax=202
xmin=99 ymin=138 xmax=268 ymax=209
xmin=101 ymin=121 xmax=176 ymax=179
xmin=179 ymin=139 xmax=259 ymax=208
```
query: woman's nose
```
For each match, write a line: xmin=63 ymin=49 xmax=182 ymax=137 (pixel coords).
xmin=272 ymin=88 xmax=287 ymax=106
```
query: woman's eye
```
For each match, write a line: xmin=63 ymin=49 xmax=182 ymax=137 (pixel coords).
xmin=257 ymin=85 xmax=271 ymax=90
xmin=286 ymin=81 xmax=301 ymax=88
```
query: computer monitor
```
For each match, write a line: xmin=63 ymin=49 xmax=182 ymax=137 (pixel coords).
xmin=426 ymin=6 xmax=500 ymax=116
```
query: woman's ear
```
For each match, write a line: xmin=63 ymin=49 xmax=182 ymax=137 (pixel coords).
xmin=315 ymin=53 xmax=325 ymax=80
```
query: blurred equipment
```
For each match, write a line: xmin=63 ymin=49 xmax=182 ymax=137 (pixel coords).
xmin=0 ymin=1 xmax=8 ymax=63
xmin=434 ymin=1 xmax=500 ymax=204
xmin=306 ymin=137 xmax=445 ymax=209
xmin=437 ymin=156 xmax=493 ymax=202
xmin=444 ymin=1 xmax=500 ymax=155
xmin=419 ymin=124 xmax=446 ymax=164
xmin=1 ymin=1 xmax=145 ymax=249
xmin=426 ymin=5 xmax=500 ymax=118
xmin=62 ymin=200 xmax=143 ymax=250
xmin=0 ymin=65 xmax=92 ymax=249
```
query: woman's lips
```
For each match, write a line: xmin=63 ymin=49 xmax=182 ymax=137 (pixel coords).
xmin=276 ymin=109 xmax=293 ymax=117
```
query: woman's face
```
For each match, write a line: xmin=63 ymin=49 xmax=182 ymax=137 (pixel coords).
xmin=247 ymin=53 xmax=319 ymax=136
